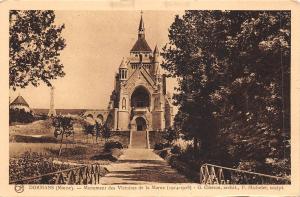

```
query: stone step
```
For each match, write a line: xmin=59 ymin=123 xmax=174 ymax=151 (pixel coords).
xmin=131 ymin=131 xmax=147 ymax=148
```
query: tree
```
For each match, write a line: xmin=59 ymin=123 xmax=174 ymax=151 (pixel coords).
xmin=102 ymin=123 xmax=111 ymax=143
xmin=10 ymin=10 xmax=66 ymax=90
xmin=52 ymin=116 xmax=74 ymax=156
xmin=9 ymin=108 xmax=34 ymax=123
xmin=95 ymin=121 xmax=101 ymax=143
xmin=162 ymin=11 xmax=290 ymax=173
xmin=83 ymin=121 xmax=95 ymax=143
xmin=163 ymin=127 xmax=179 ymax=146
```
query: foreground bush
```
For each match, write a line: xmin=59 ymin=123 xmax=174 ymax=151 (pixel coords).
xmin=154 ymin=142 xmax=169 ymax=150
xmin=9 ymin=151 xmax=69 ymax=183
xmin=171 ymin=145 xmax=182 ymax=154
xmin=104 ymin=141 xmax=123 ymax=151
xmin=91 ymin=148 xmax=123 ymax=162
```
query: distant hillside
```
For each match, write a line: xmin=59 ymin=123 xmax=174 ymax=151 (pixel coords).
xmin=32 ymin=109 xmax=98 ymax=116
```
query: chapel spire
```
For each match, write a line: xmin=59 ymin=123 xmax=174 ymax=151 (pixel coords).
xmin=130 ymin=11 xmax=152 ymax=53
xmin=138 ymin=11 xmax=145 ymax=39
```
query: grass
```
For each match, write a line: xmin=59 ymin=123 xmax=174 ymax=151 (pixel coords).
xmin=10 ymin=142 xmax=120 ymax=165
xmin=9 ymin=119 xmax=107 ymax=144
xmin=9 ymin=119 xmax=124 ymax=164
xmin=10 ymin=143 xmax=62 ymax=157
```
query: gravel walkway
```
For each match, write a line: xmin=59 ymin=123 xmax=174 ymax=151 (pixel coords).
xmin=100 ymin=149 xmax=189 ymax=184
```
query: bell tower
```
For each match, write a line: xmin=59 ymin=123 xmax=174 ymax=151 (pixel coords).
xmin=117 ymin=58 xmax=129 ymax=131
xmin=119 ymin=58 xmax=128 ymax=81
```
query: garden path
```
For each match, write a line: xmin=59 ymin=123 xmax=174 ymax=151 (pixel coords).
xmin=100 ymin=149 xmax=189 ymax=184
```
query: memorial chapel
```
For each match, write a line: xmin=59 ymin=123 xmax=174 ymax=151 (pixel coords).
xmin=106 ymin=14 xmax=174 ymax=132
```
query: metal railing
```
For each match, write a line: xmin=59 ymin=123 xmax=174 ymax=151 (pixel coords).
xmin=200 ymin=163 xmax=290 ymax=184
xmin=10 ymin=164 xmax=103 ymax=185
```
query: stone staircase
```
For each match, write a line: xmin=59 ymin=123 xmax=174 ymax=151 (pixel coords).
xmin=131 ymin=131 xmax=147 ymax=148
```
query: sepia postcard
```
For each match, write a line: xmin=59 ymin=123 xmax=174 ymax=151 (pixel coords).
xmin=0 ymin=0 xmax=299 ymax=196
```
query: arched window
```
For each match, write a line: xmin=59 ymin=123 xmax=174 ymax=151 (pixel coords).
xmin=122 ymin=97 xmax=126 ymax=109
xmin=97 ymin=114 xmax=104 ymax=123
xmin=87 ymin=114 xmax=93 ymax=118
xmin=131 ymin=86 xmax=150 ymax=108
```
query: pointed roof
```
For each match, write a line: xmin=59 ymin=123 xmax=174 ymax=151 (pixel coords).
xmin=119 ymin=58 xmax=128 ymax=69
xmin=130 ymin=12 xmax=152 ymax=53
xmin=10 ymin=95 xmax=29 ymax=107
xmin=125 ymin=66 xmax=155 ymax=88
xmin=139 ymin=13 xmax=145 ymax=32
xmin=153 ymin=45 xmax=159 ymax=54
xmin=131 ymin=38 xmax=152 ymax=52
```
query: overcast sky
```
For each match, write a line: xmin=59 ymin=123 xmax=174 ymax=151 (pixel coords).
xmin=10 ymin=10 xmax=182 ymax=109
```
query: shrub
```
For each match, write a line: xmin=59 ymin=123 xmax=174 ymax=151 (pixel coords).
xmin=34 ymin=114 xmax=48 ymax=121
xmin=102 ymin=123 xmax=111 ymax=142
xmin=159 ymin=149 xmax=170 ymax=158
xmin=171 ymin=145 xmax=181 ymax=154
xmin=110 ymin=131 xmax=130 ymax=148
xmin=9 ymin=151 xmax=70 ymax=183
xmin=9 ymin=108 xmax=34 ymax=123
xmin=104 ymin=141 xmax=123 ymax=151
xmin=177 ymin=144 xmax=198 ymax=164
xmin=162 ymin=127 xmax=179 ymax=145
xmin=154 ymin=142 xmax=169 ymax=150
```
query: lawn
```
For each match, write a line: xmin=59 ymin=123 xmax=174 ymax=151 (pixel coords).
xmin=9 ymin=119 xmax=112 ymax=144
xmin=9 ymin=119 xmax=124 ymax=163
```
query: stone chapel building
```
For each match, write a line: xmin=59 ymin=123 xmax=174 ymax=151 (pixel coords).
xmin=108 ymin=13 xmax=173 ymax=132
xmin=84 ymin=14 xmax=174 ymax=147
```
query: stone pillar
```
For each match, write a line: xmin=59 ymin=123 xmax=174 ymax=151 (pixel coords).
xmin=118 ymin=110 xmax=129 ymax=131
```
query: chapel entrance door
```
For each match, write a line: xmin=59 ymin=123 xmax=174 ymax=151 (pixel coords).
xmin=131 ymin=117 xmax=148 ymax=148
xmin=136 ymin=117 xmax=146 ymax=131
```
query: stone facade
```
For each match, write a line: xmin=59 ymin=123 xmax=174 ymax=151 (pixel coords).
xmin=106 ymin=14 xmax=174 ymax=133
xmin=84 ymin=14 xmax=174 ymax=148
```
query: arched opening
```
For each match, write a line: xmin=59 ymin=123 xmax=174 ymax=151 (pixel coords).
xmin=86 ymin=114 xmax=93 ymax=118
xmin=136 ymin=117 xmax=146 ymax=131
xmin=96 ymin=114 xmax=104 ymax=123
xmin=131 ymin=86 xmax=150 ymax=108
